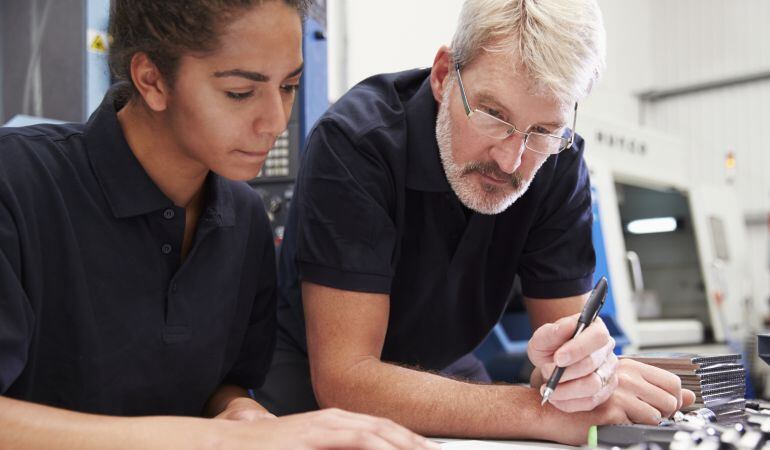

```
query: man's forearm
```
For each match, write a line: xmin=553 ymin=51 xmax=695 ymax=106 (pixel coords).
xmin=203 ymin=384 xmax=267 ymax=417
xmin=0 ymin=396 xmax=217 ymax=449
xmin=314 ymin=357 xmax=592 ymax=444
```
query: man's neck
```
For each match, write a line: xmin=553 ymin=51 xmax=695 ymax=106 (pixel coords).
xmin=116 ymin=99 xmax=208 ymax=208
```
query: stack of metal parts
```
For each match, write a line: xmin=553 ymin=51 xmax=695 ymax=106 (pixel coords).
xmin=624 ymin=353 xmax=747 ymax=424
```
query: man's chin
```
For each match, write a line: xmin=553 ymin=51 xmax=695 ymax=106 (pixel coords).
xmin=459 ymin=185 xmax=524 ymax=215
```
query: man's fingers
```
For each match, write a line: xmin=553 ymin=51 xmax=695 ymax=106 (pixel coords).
xmin=636 ymin=362 xmax=685 ymax=411
xmin=553 ymin=318 xmax=611 ymax=367
xmin=681 ymin=389 xmax=696 ymax=409
xmin=528 ymin=313 xmax=581 ymax=364
xmin=616 ymin=362 xmax=684 ymax=418
xmin=540 ymin=360 xmax=617 ymax=402
xmin=624 ymin=397 xmax=663 ymax=425
xmin=545 ymin=371 xmax=617 ymax=412
xmin=621 ymin=374 xmax=679 ymax=418
xmin=634 ymin=360 xmax=687 ymax=415
xmin=550 ymin=341 xmax=616 ymax=383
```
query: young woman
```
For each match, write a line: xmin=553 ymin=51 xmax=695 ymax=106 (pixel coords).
xmin=0 ymin=1 xmax=435 ymax=448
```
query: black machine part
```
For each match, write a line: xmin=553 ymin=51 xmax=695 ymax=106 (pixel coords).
xmin=758 ymin=334 xmax=770 ymax=367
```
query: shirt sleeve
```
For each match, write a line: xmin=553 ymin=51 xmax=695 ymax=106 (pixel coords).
xmin=518 ymin=136 xmax=596 ymax=299
xmin=295 ymin=120 xmax=398 ymax=294
xmin=0 ymin=182 xmax=35 ymax=393
xmin=222 ymin=202 xmax=277 ymax=389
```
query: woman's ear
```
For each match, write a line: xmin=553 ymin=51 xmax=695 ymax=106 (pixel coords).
xmin=129 ymin=52 xmax=170 ymax=112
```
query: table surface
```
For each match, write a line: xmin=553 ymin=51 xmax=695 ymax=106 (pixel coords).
xmin=433 ymin=438 xmax=577 ymax=449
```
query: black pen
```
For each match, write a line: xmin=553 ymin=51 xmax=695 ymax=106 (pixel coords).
xmin=540 ymin=276 xmax=609 ymax=406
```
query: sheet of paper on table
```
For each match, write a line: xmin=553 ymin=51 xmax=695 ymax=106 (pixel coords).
xmin=439 ymin=440 xmax=575 ymax=449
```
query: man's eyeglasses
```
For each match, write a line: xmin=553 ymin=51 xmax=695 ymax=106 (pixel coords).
xmin=454 ymin=63 xmax=577 ymax=155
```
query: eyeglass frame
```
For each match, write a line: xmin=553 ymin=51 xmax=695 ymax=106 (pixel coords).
xmin=453 ymin=62 xmax=578 ymax=155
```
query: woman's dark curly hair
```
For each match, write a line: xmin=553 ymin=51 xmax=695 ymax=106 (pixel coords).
xmin=108 ymin=0 xmax=310 ymax=100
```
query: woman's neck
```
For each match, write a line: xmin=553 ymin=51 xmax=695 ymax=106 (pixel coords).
xmin=116 ymin=99 xmax=208 ymax=208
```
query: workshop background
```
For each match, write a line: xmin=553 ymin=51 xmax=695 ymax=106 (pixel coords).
xmin=1 ymin=0 xmax=769 ymax=394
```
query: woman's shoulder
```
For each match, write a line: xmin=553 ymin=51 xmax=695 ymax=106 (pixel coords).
xmin=0 ymin=122 xmax=89 ymax=197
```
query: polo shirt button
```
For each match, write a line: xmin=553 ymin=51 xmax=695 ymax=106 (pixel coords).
xmin=162 ymin=208 xmax=175 ymax=220
xmin=170 ymin=282 xmax=178 ymax=293
xmin=161 ymin=243 xmax=173 ymax=254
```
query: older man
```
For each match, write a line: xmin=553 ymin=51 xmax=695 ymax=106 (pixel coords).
xmin=256 ymin=0 xmax=694 ymax=444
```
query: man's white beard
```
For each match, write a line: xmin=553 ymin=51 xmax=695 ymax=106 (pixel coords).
xmin=435 ymin=86 xmax=541 ymax=215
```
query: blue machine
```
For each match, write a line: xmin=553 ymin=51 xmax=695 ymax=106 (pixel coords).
xmin=474 ymin=185 xmax=629 ymax=382
xmin=298 ymin=3 xmax=329 ymax=144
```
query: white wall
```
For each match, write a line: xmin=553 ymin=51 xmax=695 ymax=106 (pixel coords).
xmin=328 ymin=0 xmax=464 ymax=101
xmin=641 ymin=0 xmax=770 ymax=215
xmin=648 ymin=1 xmax=770 ymax=89
xmin=582 ymin=0 xmax=653 ymax=124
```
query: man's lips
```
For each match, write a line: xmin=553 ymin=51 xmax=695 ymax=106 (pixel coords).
xmin=477 ymin=171 xmax=509 ymax=185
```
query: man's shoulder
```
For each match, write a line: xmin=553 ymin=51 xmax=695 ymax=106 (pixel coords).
xmin=320 ymin=68 xmax=431 ymax=142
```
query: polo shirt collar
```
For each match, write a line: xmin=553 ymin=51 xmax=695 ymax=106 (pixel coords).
xmin=202 ymin=172 xmax=235 ymax=227
xmin=84 ymin=86 xmax=234 ymax=226
xmin=404 ymin=73 xmax=452 ymax=193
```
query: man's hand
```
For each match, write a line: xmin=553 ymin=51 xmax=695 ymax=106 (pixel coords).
xmin=528 ymin=314 xmax=696 ymax=421
xmin=610 ymin=359 xmax=696 ymax=422
xmin=214 ymin=396 xmax=276 ymax=422
xmin=528 ymin=313 xmax=618 ymax=411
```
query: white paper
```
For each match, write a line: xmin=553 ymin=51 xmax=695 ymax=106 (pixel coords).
xmin=440 ymin=440 xmax=574 ymax=450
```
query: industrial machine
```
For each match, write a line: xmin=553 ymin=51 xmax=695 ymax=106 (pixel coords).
xmin=582 ymin=113 xmax=756 ymax=350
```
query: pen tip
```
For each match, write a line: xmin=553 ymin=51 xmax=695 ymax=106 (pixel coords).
xmin=541 ymin=389 xmax=552 ymax=406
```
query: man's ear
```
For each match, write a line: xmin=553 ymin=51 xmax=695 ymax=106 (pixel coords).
xmin=430 ymin=45 xmax=452 ymax=104
xmin=129 ymin=52 xmax=171 ymax=112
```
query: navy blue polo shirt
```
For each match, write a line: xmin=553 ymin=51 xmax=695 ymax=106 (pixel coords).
xmin=0 ymin=89 xmax=276 ymax=416
xmin=277 ymin=68 xmax=595 ymax=370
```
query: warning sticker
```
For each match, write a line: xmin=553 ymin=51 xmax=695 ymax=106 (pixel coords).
xmin=87 ymin=29 xmax=109 ymax=54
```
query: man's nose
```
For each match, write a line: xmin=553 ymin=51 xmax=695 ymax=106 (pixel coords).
xmin=489 ymin=131 xmax=526 ymax=174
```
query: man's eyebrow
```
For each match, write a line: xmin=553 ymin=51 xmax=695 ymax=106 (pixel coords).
xmin=475 ymin=91 xmax=505 ymax=109
xmin=536 ymin=121 xmax=567 ymax=129
xmin=476 ymin=89 xmax=567 ymax=130
xmin=212 ymin=64 xmax=304 ymax=83
xmin=475 ymin=91 xmax=513 ymax=116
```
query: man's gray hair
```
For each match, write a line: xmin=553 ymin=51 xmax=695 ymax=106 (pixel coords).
xmin=450 ymin=0 xmax=606 ymax=104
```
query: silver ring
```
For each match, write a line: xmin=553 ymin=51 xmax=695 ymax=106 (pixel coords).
xmin=595 ymin=369 xmax=608 ymax=388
